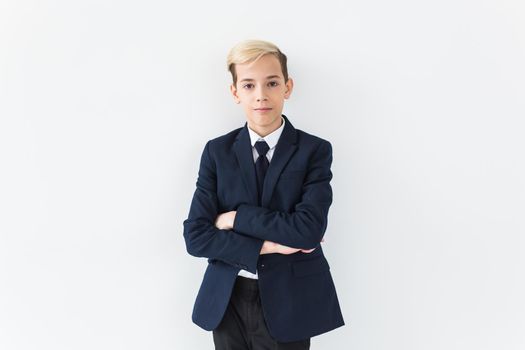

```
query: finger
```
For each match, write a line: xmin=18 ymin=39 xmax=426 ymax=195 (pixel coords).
xmin=301 ymin=248 xmax=315 ymax=253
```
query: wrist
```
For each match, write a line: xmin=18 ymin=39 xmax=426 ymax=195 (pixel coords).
xmin=230 ymin=211 xmax=237 ymax=229
xmin=260 ymin=241 xmax=276 ymax=255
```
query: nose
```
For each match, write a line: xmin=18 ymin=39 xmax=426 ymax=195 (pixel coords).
xmin=255 ymin=86 xmax=268 ymax=102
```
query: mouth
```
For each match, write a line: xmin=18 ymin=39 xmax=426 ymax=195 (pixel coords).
xmin=254 ymin=108 xmax=272 ymax=111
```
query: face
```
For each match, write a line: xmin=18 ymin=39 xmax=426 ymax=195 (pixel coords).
xmin=230 ymin=54 xmax=294 ymax=137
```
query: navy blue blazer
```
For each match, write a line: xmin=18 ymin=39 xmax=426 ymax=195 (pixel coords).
xmin=183 ymin=114 xmax=345 ymax=342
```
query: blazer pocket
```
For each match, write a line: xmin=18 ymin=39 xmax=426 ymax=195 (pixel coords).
xmin=279 ymin=170 xmax=306 ymax=180
xmin=292 ymin=256 xmax=330 ymax=278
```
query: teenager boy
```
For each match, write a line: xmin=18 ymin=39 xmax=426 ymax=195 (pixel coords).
xmin=183 ymin=39 xmax=345 ymax=349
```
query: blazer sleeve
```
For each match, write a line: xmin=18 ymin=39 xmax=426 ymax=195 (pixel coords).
xmin=183 ymin=140 xmax=264 ymax=273
xmin=233 ymin=140 xmax=333 ymax=250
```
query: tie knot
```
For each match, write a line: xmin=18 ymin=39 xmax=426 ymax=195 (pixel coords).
xmin=254 ymin=140 xmax=270 ymax=157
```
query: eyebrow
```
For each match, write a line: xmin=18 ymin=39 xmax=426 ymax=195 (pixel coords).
xmin=239 ymin=75 xmax=281 ymax=83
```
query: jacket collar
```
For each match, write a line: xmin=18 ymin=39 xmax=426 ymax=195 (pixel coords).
xmin=233 ymin=114 xmax=298 ymax=207
xmin=247 ymin=115 xmax=285 ymax=149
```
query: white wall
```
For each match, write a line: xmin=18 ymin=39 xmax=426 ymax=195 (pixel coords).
xmin=1 ymin=0 xmax=524 ymax=349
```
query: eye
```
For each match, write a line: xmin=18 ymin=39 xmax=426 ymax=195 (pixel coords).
xmin=243 ymin=83 xmax=254 ymax=89
xmin=268 ymin=81 xmax=279 ymax=87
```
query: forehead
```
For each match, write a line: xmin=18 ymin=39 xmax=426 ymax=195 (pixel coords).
xmin=236 ymin=54 xmax=283 ymax=80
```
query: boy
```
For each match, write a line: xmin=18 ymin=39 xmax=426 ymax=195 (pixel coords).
xmin=183 ymin=39 xmax=345 ymax=349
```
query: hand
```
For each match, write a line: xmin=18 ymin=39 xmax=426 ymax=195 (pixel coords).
xmin=260 ymin=241 xmax=293 ymax=255
xmin=298 ymin=237 xmax=325 ymax=253
xmin=214 ymin=211 xmax=236 ymax=230
xmin=260 ymin=238 xmax=325 ymax=255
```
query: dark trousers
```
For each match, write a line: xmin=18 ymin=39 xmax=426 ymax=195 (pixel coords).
xmin=213 ymin=276 xmax=311 ymax=350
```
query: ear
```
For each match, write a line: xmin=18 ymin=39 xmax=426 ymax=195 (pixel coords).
xmin=230 ymin=83 xmax=240 ymax=104
xmin=284 ymin=77 xmax=294 ymax=99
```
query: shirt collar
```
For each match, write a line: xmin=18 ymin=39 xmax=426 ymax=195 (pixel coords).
xmin=247 ymin=116 xmax=285 ymax=150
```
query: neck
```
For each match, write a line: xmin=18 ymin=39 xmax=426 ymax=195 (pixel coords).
xmin=248 ymin=116 xmax=282 ymax=138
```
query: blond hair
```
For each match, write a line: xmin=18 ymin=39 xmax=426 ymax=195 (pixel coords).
xmin=226 ymin=39 xmax=289 ymax=86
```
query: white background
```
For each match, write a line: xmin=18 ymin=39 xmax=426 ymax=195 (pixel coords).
xmin=1 ymin=0 xmax=524 ymax=349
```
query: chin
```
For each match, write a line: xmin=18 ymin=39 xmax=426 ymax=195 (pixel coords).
xmin=253 ymin=113 xmax=278 ymax=122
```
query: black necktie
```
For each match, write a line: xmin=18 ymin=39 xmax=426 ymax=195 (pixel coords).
xmin=254 ymin=140 xmax=270 ymax=205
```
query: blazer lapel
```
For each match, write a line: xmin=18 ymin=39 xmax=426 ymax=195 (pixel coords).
xmin=233 ymin=114 xmax=299 ymax=208
xmin=261 ymin=115 xmax=298 ymax=207
xmin=233 ymin=125 xmax=259 ymax=205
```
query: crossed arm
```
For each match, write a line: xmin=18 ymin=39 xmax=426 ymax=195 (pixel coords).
xmin=183 ymin=140 xmax=333 ymax=273
xmin=214 ymin=211 xmax=322 ymax=254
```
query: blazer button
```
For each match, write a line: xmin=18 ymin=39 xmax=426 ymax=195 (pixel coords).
xmin=260 ymin=264 xmax=265 ymax=268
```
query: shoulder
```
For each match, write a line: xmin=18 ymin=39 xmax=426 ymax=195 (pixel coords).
xmin=205 ymin=126 xmax=243 ymax=150
xmin=295 ymin=128 xmax=333 ymax=153
xmin=209 ymin=126 xmax=243 ymax=145
xmin=200 ymin=126 xmax=243 ymax=160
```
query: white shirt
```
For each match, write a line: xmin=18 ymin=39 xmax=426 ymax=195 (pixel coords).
xmin=237 ymin=116 xmax=286 ymax=279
